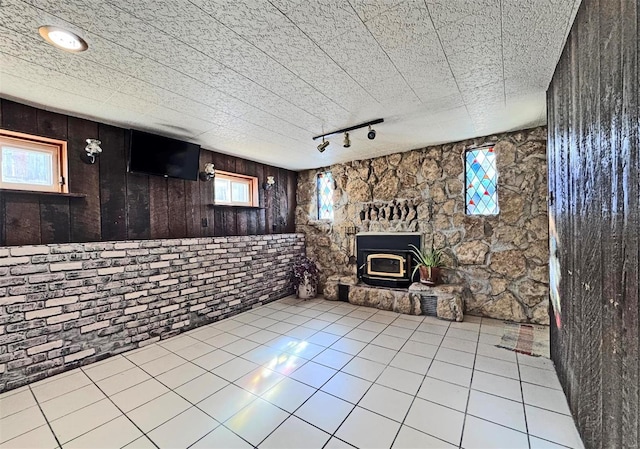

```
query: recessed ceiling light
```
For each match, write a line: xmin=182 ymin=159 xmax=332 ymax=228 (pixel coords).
xmin=38 ymin=25 xmax=88 ymax=53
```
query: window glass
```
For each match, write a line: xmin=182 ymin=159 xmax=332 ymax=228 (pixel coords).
xmin=231 ymin=181 xmax=249 ymax=203
xmin=0 ymin=131 xmax=67 ymax=193
xmin=317 ymin=171 xmax=334 ymax=220
xmin=213 ymin=171 xmax=258 ymax=207
xmin=465 ymin=146 xmax=499 ymax=215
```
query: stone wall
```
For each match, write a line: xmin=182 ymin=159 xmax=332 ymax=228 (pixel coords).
xmin=0 ymin=234 xmax=304 ymax=392
xmin=296 ymin=127 xmax=549 ymax=324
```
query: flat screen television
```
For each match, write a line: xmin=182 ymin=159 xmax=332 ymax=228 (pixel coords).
xmin=128 ymin=130 xmax=200 ymax=181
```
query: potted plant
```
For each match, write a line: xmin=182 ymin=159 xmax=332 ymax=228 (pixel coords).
xmin=409 ymin=244 xmax=444 ymax=286
xmin=292 ymin=256 xmax=320 ymax=299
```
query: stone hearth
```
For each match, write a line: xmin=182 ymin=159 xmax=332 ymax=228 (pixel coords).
xmin=324 ymin=275 xmax=469 ymax=322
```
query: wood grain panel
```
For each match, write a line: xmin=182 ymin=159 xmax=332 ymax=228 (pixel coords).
xmin=199 ymin=150 xmax=215 ymax=237
xmin=1 ymin=100 xmax=38 ymax=134
xmin=67 ymin=117 xmax=101 ymax=242
xmin=286 ymin=170 xmax=297 ymax=233
xmin=184 ymin=174 xmax=202 ymax=238
xmin=254 ymin=163 xmax=266 ymax=234
xmin=167 ymin=178 xmax=187 ymax=238
xmin=264 ymin=165 xmax=278 ymax=234
xmin=244 ymin=160 xmax=258 ymax=235
xmin=5 ymin=194 xmax=41 ymax=245
xmin=40 ymin=196 xmax=70 ymax=244
xmin=148 ymin=176 xmax=169 ymax=239
xmin=99 ymin=125 xmax=127 ymax=241
xmin=36 ymin=109 xmax=68 ymax=140
xmin=235 ymin=158 xmax=248 ymax=236
xmin=548 ymin=0 xmax=639 ymax=447
xmin=125 ymin=171 xmax=150 ymax=240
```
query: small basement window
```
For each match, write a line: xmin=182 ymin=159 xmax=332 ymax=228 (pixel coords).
xmin=317 ymin=171 xmax=334 ymax=220
xmin=465 ymin=146 xmax=499 ymax=215
xmin=214 ymin=170 xmax=258 ymax=206
xmin=0 ymin=130 xmax=68 ymax=194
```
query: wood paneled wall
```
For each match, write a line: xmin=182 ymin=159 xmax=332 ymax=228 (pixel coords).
xmin=0 ymin=99 xmax=297 ymax=246
xmin=547 ymin=0 xmax=639 ymax=448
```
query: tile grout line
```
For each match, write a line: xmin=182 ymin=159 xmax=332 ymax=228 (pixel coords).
xmin=457 ymin=317 xmax=483 ymax=448
xmin=387 ymin=316 xmax=452 ymax=448
xmin=27 ymin=385 xmax=63 ymax=449
xmin=78 ymin=365 xmax=161 ymax=449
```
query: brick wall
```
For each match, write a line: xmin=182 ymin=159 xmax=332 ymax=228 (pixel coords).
xmin=0 ymin=234 xmax=305 ymax=392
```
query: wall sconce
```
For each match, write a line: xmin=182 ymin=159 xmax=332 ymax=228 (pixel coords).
xmin=84 ymin=139 xmax=102 ymax=164
xmin=199 ymin=163 xmax=215 ymax=181
xmin=264 ymin=176 xmax=275 ymax=190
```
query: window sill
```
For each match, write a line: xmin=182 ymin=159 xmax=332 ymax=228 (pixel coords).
xmin=0 ymin=189 xmax=86 ymax=198
xmin=208 ymin=204 xmax=264 ymax=210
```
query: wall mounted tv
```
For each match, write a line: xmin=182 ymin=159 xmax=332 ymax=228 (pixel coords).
xmin=128 ymin=129 xmax=201 ymax=181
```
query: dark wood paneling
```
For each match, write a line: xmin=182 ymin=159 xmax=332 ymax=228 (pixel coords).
xmin=40 ymin=196 xmax=70 ymax=244
xmin=184 ymin=174 xmax=202 ymax=238
xmin=264 ymin=165 xmax=278 ymax=234
xmin=99 ymin=125 xmax=127 ymax=241
xmin=286 ymin=170 xmax=297 ymax=233
xmin=167 ymin=178 xmax=187 ymax=238
xmin=255 ymin=163 xmax=266 ymax=234
xmin=5 ymin=194 xmax=41 ymax=246
xmin=199 ymin=150 xmax=215 ymax=237
xmin=67 ymin=117 xmax=101 ymax=242
xmin=0 ymin=99 xmax=297 ymax=245
xmin=235 ymin=158 xmax=248 ymax=236
xmin=149 ymin=176 xmax=169 ymax=239
xmin=1 ymin=101 xmax=38 ymax=134
xmin=548 ymin=0 xmax=639 ymax=447
xmin=36 ymin=110 xmax=68 ymax=140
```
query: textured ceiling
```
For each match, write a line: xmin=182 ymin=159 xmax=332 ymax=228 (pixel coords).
xmin=0 ymin=0 xmax=580 ymax=170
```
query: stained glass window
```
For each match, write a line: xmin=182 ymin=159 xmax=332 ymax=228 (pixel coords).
xmin=465 ymin=146 xmax=499 ymax=215
xmin=317 ymin=171 xmax=334 ymax=220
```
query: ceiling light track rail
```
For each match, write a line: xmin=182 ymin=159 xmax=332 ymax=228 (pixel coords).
xmin=312 ymin=118 xmax=384 ymax=141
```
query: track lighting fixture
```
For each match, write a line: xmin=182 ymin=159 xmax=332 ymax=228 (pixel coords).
xmin=367 ymin=125 xmax=376 ymax=140
xmin=317 ymin=137 xmax=329 ymax=153
xmin=312 ymin=118 xmax=383 ymax=152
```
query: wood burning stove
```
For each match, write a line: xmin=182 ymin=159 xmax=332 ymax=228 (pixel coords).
xmin=356 ymin=232 xmax=421 ymax=288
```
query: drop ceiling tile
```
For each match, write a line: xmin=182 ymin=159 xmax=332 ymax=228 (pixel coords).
xmin=286 ymin=0 xmax=361 ymax=45
xmin=2 ymin=0 xmax=578 ymax=170
xmin=322 ymin=27 xmax=403 ymax=88
xmin=349 ymin=0 xmax=405 ymax=23
xmin=425 ymin=0 xmax=500 ymax=30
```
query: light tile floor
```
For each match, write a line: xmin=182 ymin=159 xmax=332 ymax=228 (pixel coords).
xmin=0 ymin=296 xmax=585 ymax=449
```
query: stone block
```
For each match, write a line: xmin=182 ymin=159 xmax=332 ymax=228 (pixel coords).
xmin=436 ymin=296 xmax=464 ymax=322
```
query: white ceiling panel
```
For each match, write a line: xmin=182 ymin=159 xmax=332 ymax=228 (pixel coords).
xmin=0 ymin=0 xmax=581 ymax=170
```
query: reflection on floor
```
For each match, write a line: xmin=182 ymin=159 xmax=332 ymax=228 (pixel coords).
xmin=0 ymin=296 xmax=584 ymax=449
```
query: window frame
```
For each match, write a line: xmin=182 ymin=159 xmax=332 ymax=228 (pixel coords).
xmin=464 ymin=145 xmax=499 ymax=216
xmin=213 ymin=170 xmax=259 ymax=207
xmin=316 ymin=171 xmax=334 ymax=221
xmin=0 ymin=130 xmax=68 ymax=194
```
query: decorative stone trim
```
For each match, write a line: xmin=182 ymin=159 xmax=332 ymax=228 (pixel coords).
xmin=0 ymin=234 xmax=305 ymax=393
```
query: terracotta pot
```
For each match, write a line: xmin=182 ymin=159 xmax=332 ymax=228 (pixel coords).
xmin=419 ymin=266 xmax=441 ymax=286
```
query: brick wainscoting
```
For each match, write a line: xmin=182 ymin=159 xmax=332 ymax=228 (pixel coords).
xmin=0 ymin=234 xmax=305 ymax=392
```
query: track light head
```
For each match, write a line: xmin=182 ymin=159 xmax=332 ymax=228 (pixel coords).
xmin=317 ymin=138 xmax=329 ymax=153
xmin=367 ymin=125 xmax=376 ymax=140
xmin=343 ymin=132 xmax=351 ymax=148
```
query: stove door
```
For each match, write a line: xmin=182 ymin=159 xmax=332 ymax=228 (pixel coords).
xmin=366 ymin=253 xmax=406 ymax=278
